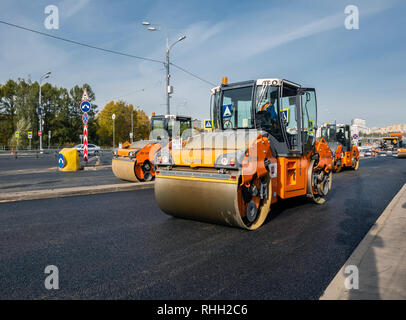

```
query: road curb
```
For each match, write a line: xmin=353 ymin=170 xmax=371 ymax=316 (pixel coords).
xmin=0 ymin=182 xmax=154 ymax=203
xmin=0 ymin=165 xmax=112 ymax=176
xmin=320 ymin=183 xmax=406 ymax=300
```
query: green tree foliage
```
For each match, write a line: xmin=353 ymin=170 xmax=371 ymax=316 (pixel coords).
xmin=96 ymin=101 xmax=150 ymax=146
xmin=0 ymin=78 xmax=99 ymax=148
xmin=9 ymin=118 xmax=31 ymax=148
xmin=0 ymin=77 xmax=150 ymax=148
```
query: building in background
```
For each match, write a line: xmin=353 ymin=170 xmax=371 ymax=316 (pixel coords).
xmin=351 ymin=118 xmax=370 ymax=136
xmin=370 ymin=124 xmax=406 ymax=135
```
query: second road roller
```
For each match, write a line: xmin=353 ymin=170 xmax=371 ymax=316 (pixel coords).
xmin=154 ymin=78 xmax=334 ymax=230
xmin=112 ymin=114 xmax=192 ymax=182
xmin=320 ymin=123 xmax=360 ymax=172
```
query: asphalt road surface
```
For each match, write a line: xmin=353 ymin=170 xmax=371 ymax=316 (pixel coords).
xmin=0 ymin=156 xmax=405 ymax=299
xmin=0 ymin=151 xmax=113 ymax=171
xmin=0 ymin=152 xmax=119 ymax=193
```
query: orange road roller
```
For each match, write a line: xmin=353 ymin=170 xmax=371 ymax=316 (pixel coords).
xmin=320 ymin=123 xmax=360 ymax=172
xmin=380 ymin=133 xmax=404 ymax=156
xmin=154 ymin=78 xmax=334 ymax=230
xmin=112 ymin=114 xmax=192 ymax=182
xmin=397 ymin=148 xmax=406 ymax=158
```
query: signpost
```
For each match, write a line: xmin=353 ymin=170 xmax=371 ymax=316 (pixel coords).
xmin=15 ymin=131 xmax=20 ymax=150
xmin=48 ymin=130 xmax=51 ymax=149
xmin=28 ymin=131 xmax=32 ymax=150
xmin=81 ymin=89 xmax=90 ymax=163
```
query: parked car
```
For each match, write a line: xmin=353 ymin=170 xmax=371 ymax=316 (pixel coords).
xmin=73 ymin=144 xmax=102 ymax=156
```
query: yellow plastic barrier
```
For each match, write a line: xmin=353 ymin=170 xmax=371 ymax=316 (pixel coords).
xmin=58 ymin=148 xmax=82 ymax=171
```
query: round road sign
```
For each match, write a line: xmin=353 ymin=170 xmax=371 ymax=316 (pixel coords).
xmin=58 ymin=153 xmax=65 ymax=169
xmin=112 ymin=113 xmax=116 ymax=120
xmin=80 ymin=101 xmax=91 ymax=113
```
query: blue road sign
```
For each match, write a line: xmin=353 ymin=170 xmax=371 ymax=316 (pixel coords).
xmin=204 ymin=119 xmax=213 ymax=129
xmin=80 ymin=101 xmax=91 ymax=113
xmin=222 ymin=104 xmax=232 ymax=118
xmin=82 ymin=112 xmax=89 ymax=125
xmin=58 ymin=153 xmax=65 ymax=169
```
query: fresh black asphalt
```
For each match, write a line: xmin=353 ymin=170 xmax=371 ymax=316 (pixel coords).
xmin=0 ymin=156 xmax=405 ymax=299
xmin=0 ymin=152 xmax=120 ymax=193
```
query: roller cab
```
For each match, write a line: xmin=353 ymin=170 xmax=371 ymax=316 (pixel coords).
xmin=112 ymin=114 xmax=192 ymax=182
xmin=320 ymin=123 xmax=359 ymax=172
xmin=155 ymin=78 xmax=333 ymax=230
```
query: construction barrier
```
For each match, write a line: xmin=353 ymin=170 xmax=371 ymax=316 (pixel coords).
xmin=58 ymin=148 xmax=81 ymax=171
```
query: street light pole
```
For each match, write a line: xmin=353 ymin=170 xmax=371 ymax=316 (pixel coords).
xmin=38 ymin=71 xmax=51 ymax=152
xmin=142 ymin=22 xmax=186 ymax=115
xmin=112 ymin=113 xmax=116 ymax=149
xmin=166 ymin=47 xmax=170 ymax=115
xmin=131 ymin=107 xmax=134 ymax=143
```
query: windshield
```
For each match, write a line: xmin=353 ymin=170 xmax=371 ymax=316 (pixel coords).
xmin=151 ymin=119 xmax=165 ymax=131
xmin=221 ymin=86 xmax=253 ymax=129
xmin=168 ymin=118 xmax=191 ymax=138
xmin=321 ymin=125 xmax=336 ymax=142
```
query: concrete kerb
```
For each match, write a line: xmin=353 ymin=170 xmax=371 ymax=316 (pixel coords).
xmin=0 ymin=165 xmax=112 ymax=176
xmin=0 ymin=181 xmax=154 ymax=203
xmin=320 ymin=183 xmax=406 ymax=300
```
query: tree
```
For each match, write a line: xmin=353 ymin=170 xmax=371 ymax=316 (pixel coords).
xmin=0 ymin=80 xmax=18 ymax=146
xmin=96 ymin=101 xmax=150 ymax=146
xmin=9 ymin=118 xmax=31 ymax=149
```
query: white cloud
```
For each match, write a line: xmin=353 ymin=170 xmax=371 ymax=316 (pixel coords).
xmin=59 ymin=0 xmax=91 ymax=19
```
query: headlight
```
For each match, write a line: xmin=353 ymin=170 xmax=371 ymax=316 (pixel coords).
xmin=221 ymin=157 xmax=229 ymax=166
xmin=155 ymin=150 xmax=173 ymax=165
xmin=128 ymin=151 xmax=137 ymax=158
xmin=162 ymin=155 xmax=169 ymax=164
xmin=215 ymin=150 xmax=246 ymax=168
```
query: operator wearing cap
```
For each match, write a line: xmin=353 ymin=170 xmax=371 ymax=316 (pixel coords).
xmin=260 ymin=97 xmax=278 ymax=120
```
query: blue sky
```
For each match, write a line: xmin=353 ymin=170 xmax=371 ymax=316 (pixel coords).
xmin=0 ymin=0 xmax=405 ymax=127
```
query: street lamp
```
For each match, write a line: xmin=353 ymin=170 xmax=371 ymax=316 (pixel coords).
xmin=39 ymin=71 xmax=51 ymax=152
xmin=142 ymin=21 xmax=186 ymax=115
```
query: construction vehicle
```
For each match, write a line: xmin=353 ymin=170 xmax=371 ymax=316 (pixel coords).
xmin=397 ymin=146 xmax=406 ymax=158
xmin=154 ymin=78 xmax=333 ymax=230
xmin=378 ymin=132 xmax=403 ymax=156
xmin=112 ymin=114 xmax=192 ymax=182
xmin=385 ymin=132 xmax=405 ymax=158
xmin=320 ymin=123 xmax=360 ymax=172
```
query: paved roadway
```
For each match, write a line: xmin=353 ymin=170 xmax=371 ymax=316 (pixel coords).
xmin=0 ymin=151 xmax=113 ymax=171
xmin=0 ymin=156 xmax=405 ymax=299
xmin=0 ymin=152 xmax=120 ymax=193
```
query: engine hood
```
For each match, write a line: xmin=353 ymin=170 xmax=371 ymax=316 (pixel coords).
xmin=168 ymin=129 xmax=267 ymax=168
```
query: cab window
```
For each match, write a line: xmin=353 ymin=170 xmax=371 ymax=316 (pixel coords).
xmin=301 ymin=90 xmax=317 ymax=151
xmin=280 ymin=94 xmax=298 ymax=150
xmin=221 ymin=86 xmax=253 ymax=129
xmin=255 ymin=85 xmax=283 ymax=141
